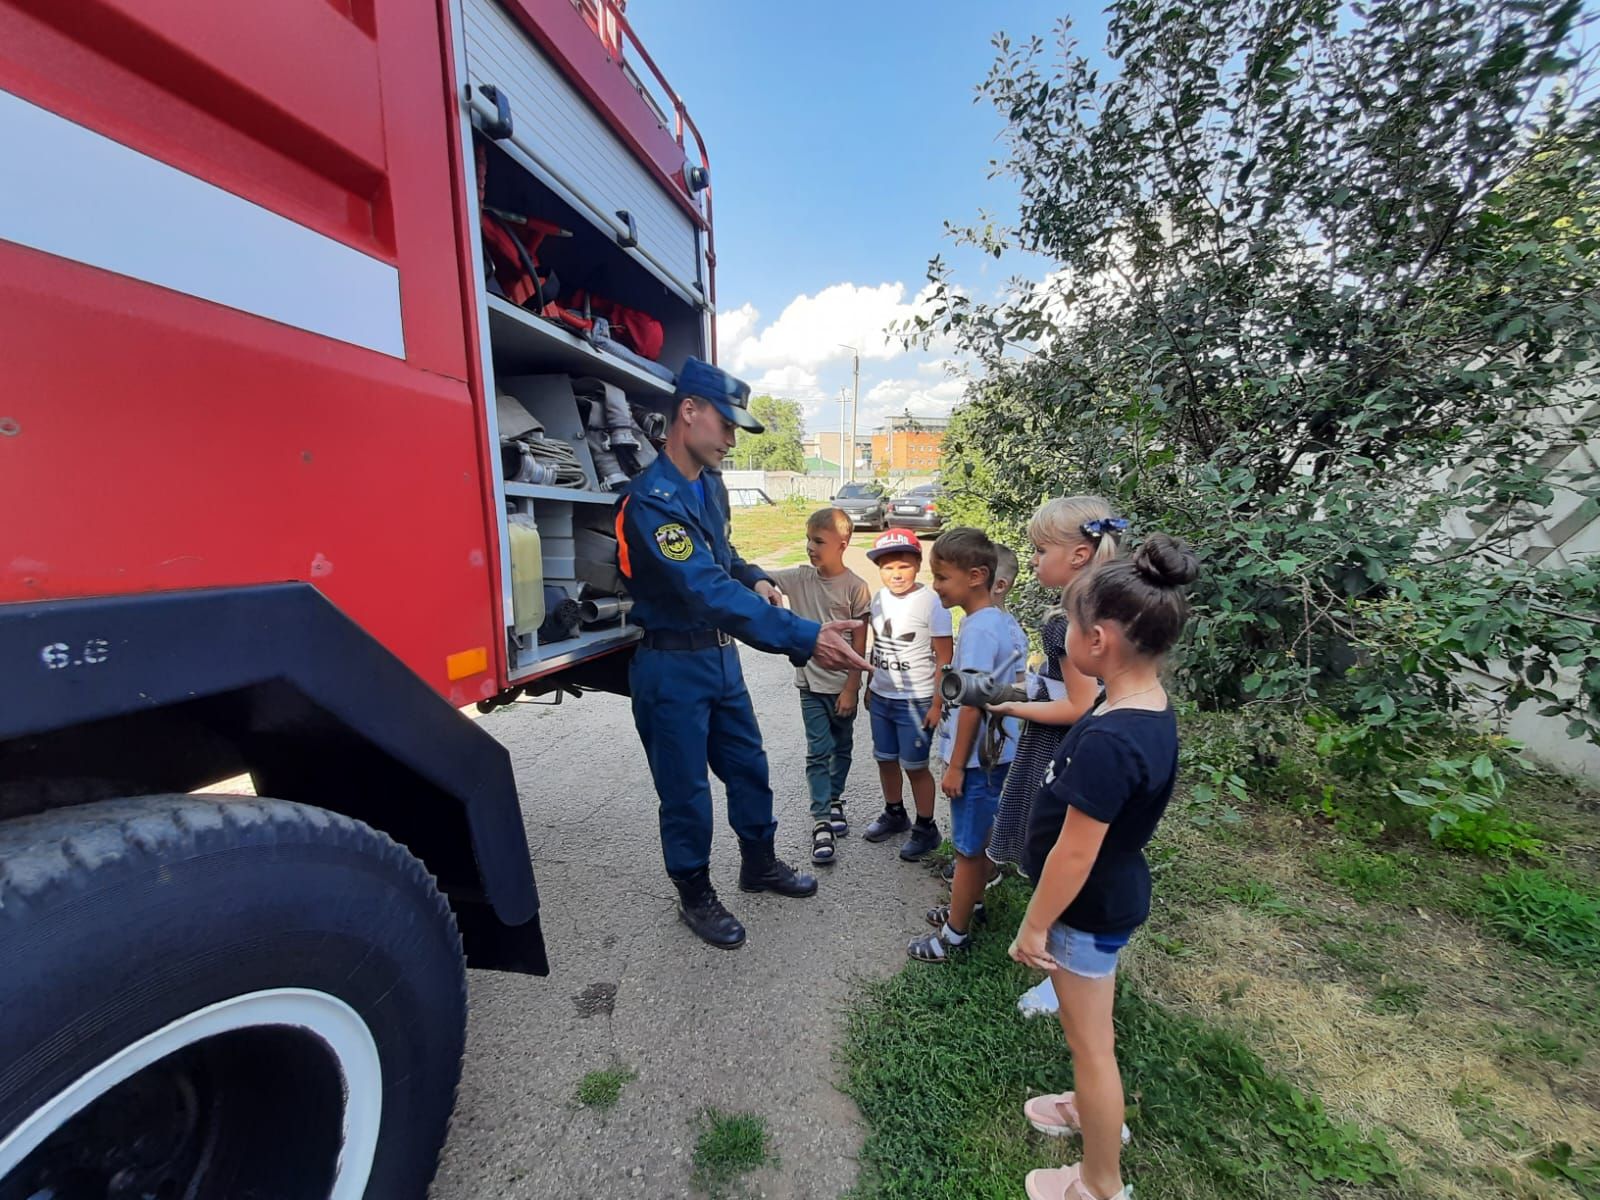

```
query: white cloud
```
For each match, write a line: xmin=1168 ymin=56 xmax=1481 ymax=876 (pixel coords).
xmin=751 ymin=364 xmax=820 ymax=395
xmin=717 ymin=281 xmax=946 ymax=374
xmin=716 ymin=281 xmax=972 ymax=437
xmin=715 ymin=302 xmax=760 ymax=354
xmin=859 ymin=375 xmax=968 ymax=431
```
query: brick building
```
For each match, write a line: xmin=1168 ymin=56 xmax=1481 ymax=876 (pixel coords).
xmin=871 ymin=415 xmax=948 ymax=475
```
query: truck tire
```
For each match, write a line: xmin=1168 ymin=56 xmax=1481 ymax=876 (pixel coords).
xmin=0 ymin=794 xmax=467 ymax=1200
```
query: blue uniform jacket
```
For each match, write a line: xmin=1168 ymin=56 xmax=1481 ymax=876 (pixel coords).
xmin=617 ymin=453 xmax=820 ymax=664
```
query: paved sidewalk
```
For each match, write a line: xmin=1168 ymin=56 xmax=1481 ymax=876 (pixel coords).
xmin=432 ymin=626 xmax=943 ymax=1198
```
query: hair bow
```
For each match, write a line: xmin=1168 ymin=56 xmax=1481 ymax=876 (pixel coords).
xmin=1081 ymin=517 xmax=1130 ymax=540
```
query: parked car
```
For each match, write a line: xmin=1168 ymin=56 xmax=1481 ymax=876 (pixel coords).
xmin=887 ymin=482 xmax=944 ymax=531
xmin=832 ymin=481 xmax=887 ymax=530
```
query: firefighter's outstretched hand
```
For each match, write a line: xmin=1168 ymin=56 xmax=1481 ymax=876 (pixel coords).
xmin=814 ymin=620 xmax=870 ymax=672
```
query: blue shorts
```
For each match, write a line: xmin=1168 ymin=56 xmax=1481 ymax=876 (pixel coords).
xmin=950 ymin=763 xmax=1009 ymax=857
xmin=870 ymin=693 xmax=932 ymax=769
xmin=1046 ymin=923 xmax=1133 ymax=979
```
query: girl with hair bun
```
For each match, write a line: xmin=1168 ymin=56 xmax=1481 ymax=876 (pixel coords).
xmin=1012 ymin=533 xmax=1200 ymax=1200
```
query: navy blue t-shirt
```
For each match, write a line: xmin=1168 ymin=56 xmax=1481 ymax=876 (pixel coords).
xmin=1022 ymin=705 xmax=1179 ymax=934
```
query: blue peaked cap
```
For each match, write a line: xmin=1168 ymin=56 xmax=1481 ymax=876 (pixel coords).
xmin=674 ymin=357 xmax=763 ymax=433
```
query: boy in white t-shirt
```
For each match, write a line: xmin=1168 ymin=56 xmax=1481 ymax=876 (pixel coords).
xmin=861 ymin=528 xmax=953 ymax=861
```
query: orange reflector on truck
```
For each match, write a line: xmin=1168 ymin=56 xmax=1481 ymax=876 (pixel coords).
xmin=446 ymin=646 xmax=488 ymax=680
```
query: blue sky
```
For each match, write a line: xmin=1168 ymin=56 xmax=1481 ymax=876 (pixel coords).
xmin=626 ymin=2 xmax=1108 ymax=437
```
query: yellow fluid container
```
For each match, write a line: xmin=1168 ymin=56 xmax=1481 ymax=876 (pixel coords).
xmin=507 ymin=515 xmax=545 ymax=636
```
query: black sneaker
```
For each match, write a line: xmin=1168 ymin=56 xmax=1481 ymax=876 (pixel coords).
xmin=863 ymin=806 xmax=911 ymax=842
xmin=828 ymin=801 xmax=848 ymax=836
xmin=900 ymin=821 xmax=942 ymax=862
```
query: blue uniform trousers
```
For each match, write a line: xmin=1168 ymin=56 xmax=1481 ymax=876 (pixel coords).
xmin=630 ymin=642 xmax=778 ymax=876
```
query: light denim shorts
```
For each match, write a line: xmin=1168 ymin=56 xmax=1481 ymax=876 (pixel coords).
xmin=1046 ymin=923 xmax=1133 ymax=979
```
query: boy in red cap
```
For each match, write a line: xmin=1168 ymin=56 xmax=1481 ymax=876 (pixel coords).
xmin=862 ymin=529 xmax=953 ymax=859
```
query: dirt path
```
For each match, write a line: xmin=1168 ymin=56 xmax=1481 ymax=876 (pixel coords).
xmin=430 ymin=583 xmax=941 ymax=1198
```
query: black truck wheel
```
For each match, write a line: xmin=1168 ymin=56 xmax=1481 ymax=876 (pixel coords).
xmin=0 ymin=794 xmax=467 ymax=1200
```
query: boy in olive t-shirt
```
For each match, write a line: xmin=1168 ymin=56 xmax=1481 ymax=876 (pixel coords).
xmin=769 ymin=508 xmax=871 ymax=864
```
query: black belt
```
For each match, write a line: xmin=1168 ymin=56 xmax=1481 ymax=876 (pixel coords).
xmin=641 ymin=628 xmax=733 ymax=651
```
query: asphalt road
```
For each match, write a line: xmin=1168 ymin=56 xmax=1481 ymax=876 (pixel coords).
xmin=430 ymin=559 xmax=944 ymax=1199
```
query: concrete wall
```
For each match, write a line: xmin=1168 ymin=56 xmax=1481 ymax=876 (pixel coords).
xmin=1440 ymin=383 xmax=1599 ymax=780
xmin=720 ymin=470 xmax=837 ymax=501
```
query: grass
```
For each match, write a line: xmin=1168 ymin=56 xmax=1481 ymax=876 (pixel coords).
xmin=691 ymin=1108 xmax=774 ymax=1198
xmin=1369 ymin=980 xmax=1428 ymax=1015
xmin=841 ymin=879 xmax=1401 ymax=1199
xmin=1319 ymin=938 xmax=1391 ymax=978
xmin=843 ymin=710 xmax=1600 ymax=1200
xmin=1495 ymin=1024 xmax=1587 ymax=1069
xmin=1479 ymin=868 xmax=1600 ymax=970
xmin=574 ymin=1066 xmax=634 ymax=1110
xmin=728 ymin=499 xmax=811 ymax=563
xmin=1313 ymin=846 xmax=1418 ymax=903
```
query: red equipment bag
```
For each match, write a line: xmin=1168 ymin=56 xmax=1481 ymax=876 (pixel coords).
xmin=568 ymin=289 xmax=665 ymax=360
xmin=475 ymin=141 xmax=589 ymax=331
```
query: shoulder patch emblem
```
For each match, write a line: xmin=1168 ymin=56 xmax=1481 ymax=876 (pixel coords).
xmin=655 ymin=522 xmax=694 ymax=562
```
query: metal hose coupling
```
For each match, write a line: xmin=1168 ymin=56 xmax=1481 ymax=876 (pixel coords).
xmin=579 ymin=596 xmax=633 ymax=625
xmin=939 ymin=646 xmax=1026 ymax=708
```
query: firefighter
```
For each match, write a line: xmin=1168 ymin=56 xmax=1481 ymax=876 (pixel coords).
xmin=617 ymin=358 xmax=868 ymax=949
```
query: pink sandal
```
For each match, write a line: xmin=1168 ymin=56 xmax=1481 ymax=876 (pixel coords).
xmin=1024 ymin=1163 xmax=1131 ymax=1199
xmin=1023 ymin=1092 xmax=1131 ymax=1144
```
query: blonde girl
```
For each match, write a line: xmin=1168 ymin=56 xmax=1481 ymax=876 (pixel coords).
xmin=978 ymin=498 xmax=1124 ymax=1017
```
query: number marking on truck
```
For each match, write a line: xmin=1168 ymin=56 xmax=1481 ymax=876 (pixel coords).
xmin=41 ymin=639 xmax=111 ymax=670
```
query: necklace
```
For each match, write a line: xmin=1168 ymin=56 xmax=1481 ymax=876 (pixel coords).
xmin=1100 ymin=684 xmax=1165 ymax=714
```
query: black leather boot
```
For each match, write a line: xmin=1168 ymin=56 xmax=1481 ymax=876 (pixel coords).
xmin=738 ymin=837 xmax=819 ymax=897
xmin=671 ymin=868 xmax=746 ymax=949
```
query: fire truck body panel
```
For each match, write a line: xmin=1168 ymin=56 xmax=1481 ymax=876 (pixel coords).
xmin=0 ymin=0 xmax=506 ymax=700
xmin=1 ymin=0 xmax=718 ymax=1185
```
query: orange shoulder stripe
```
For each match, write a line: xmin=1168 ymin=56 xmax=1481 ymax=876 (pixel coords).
xmin=615 ymin=495 xmax=633 ymax=579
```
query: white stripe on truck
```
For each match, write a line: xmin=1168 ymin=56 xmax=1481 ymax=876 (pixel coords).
xmin=0 ymin=88 xmax=405 ymax=359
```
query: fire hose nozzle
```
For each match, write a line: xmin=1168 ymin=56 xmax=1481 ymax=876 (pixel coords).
xmin=938 ymin=646 xmax=1026 ymax=708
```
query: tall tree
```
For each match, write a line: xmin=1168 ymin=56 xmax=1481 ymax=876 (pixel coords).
xmin=912 ymin=0 xmax=1600 ymax=819
xmin=733 ymin=394 xmax=805 ymax=472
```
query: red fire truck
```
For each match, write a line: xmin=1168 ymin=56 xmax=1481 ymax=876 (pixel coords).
xmin=0 ymin=1 xmax=714 ymax=1193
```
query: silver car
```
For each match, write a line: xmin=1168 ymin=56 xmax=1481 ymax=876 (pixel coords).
xmin=832 ymin=481 xmax=887 ymax=531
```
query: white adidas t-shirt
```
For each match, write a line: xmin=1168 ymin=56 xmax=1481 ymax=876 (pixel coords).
xmin=868 ymin=584 xmax=954 ymax=700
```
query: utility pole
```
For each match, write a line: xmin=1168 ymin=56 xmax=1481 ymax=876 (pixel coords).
xmin=849 ymin=346 xmax=859 ymax=483
xmin=837 ymin=342 xmax=860 ymax=482
xmin=838 ymin=388 xmax=847 ymax=491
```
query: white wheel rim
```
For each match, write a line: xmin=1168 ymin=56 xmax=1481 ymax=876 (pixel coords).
xmin=0 ymin=987 xmax=383 ymax=1196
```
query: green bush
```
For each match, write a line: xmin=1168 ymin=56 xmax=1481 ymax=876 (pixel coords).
xmin=906 ymin=0 xmax=1600 ymax=820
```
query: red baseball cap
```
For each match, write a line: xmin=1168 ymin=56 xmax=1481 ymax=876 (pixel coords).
xmin=867 ymin=528 xmax=924 ymax=562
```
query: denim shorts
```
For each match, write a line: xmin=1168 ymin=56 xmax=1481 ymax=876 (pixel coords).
xmin=869 ymin=693 xmax=932 ymax=769
xmin=1046 ymin=923 xmax=1133 ymax=979
xmin=949 ymin=763 xmax=1009 ymax=857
